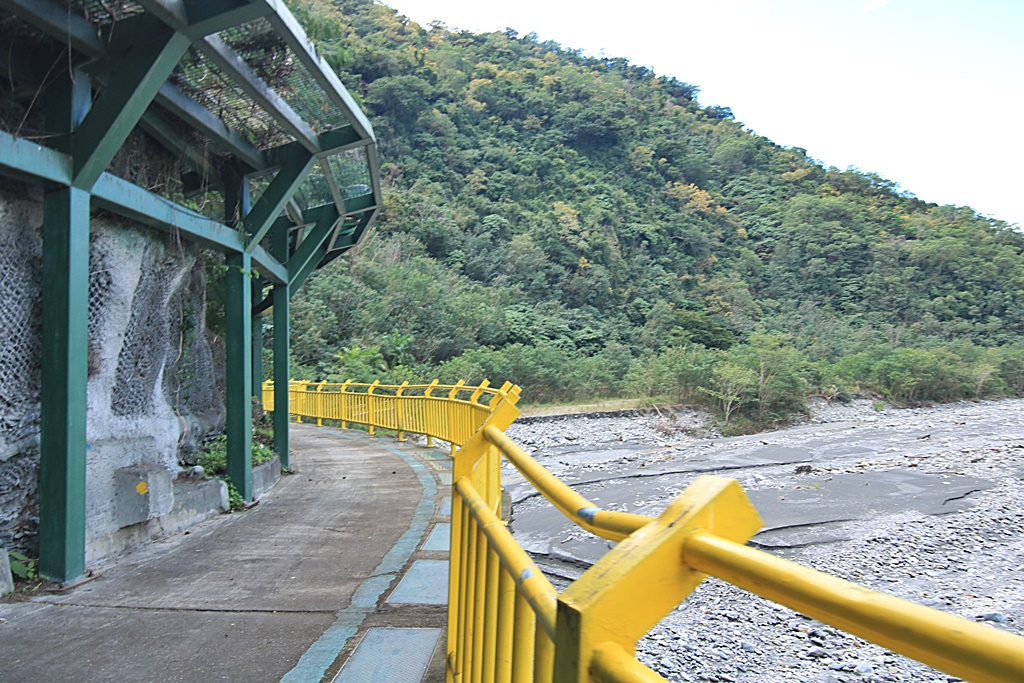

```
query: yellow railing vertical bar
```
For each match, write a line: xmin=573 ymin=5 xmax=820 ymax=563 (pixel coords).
xmin=396 ymin=381 xmax=408 ymax=441
xmin=339 ymin=379 xmax=351 ymax=429
xmin=315 ymin=380 xmax=327 ymax=426
xmin=460 ymin=509 xmax=477 ymax=682
xmin=471 ymin=525 xmax=487 ymax=683
xmin=511 ymin=592 xmax=534 ymax=683
xmin=424 ymin=379 xmax=438 ymax=447
xmin=448 ymin=492 xmax=466 ymax=683
xmin=448 ymin=380 xmax=465 ymax=455
xmin=533 ymin=625 xmax=554 ymax=683
xmin=495 ymin=566 xmax=515 ymax=683
xmin=481 ymin=545 xmax=500 ymax=683
xmin=295 ymin=380 xmax=309 ymax=421
xmin=366 ymin=380 xmax=379 ymax=435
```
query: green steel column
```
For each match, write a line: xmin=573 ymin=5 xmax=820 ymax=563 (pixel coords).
xmin=39 ymin=70 xmax=92 ymax=583
xmin=271 ymin=223 xmax=290 ymax=468
xmin=242 ymin=179 xmax=264 ymax=403
xmin=251 ymin=283 xmax=264 ymax=401
xmin=225 ymin=251 xmax=253 ymax=502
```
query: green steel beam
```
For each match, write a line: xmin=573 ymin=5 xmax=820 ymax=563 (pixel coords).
xmin=134 ymin=0 xmax=188 ymax=27
xmin=91 ymin=173 xmax=243 ymax=251
xmin=139 ymin=0 xmax=276 ymax=39
xmin=185 ymin=0 xmax=275 ymax=38
xmin=90 ymin=172 xmax=288 ymax=285
xmin=265 ymin=127 xmax=364 ymax=166
xmin=0 ymin=130 xmax=72 ymax=186
xmin=341 ymin=193 xmax=377 ymax=215
xmin=71 ymin=26 xmax=190 ymax=189
xmin=243 ymin=150 xmax=316 ymax=253
xmin=270 ymin=222 xmax=290 ymax=468
xmin=286 ymin=207 xmax=340 ymax=284
xmin=38 ymin=70 xmax=92 ymax=584
xmin=289 ymin=242 xmax=329 ymax=295
xmin=225 ymin=250 xmax=253 ymax=502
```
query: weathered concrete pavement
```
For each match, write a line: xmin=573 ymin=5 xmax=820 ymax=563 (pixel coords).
xmin=0 ymin=424 xmax=453 ymax=683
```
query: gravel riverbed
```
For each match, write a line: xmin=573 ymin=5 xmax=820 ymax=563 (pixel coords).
xmin=505 ymin=398 xmax=1024 ymax=682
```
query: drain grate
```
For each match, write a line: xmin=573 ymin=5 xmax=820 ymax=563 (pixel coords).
xmin=333 ymin=627 xmax=442 ymax=683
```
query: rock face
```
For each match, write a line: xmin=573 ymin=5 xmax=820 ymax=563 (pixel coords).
xmin=507 ymin=398 xmax=1024 ymax=682
xmin=0 ymin=183 xmax=225 ymax=563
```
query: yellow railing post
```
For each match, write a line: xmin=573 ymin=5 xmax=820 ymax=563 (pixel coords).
xmin=447 ymin=380 xmax=466 ymax=457
xmin=366 ymin=380 xmax=380 ymax=435
xmin=340 ymin=379 xmax=352 ymax=429
xmin=553 ymin=476 xmax=762 ymax=683
xmin=424 ymin=379 xmax=439 ymax=448
xmin=446 ymin=386 xmax=522 ymax=683
xmin=296 ymin=380 xmax=310 ymax=422
xmin=469 ymin=379 xmax=490 ymax=405
xmin=395 ymin=381 xmax=409 ymax=442
xmin=315 ymin=380 xmax=327 ymax=426
xmin=262 ymin=380 xmax=273 ymax=411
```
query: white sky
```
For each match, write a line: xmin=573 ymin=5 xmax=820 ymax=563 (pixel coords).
xmin=386 ymin=0 xmax=1024 ymax=227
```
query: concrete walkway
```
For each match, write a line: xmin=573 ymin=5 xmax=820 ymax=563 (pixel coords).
xmin=0 ymin=424 xmax=453 ymax=683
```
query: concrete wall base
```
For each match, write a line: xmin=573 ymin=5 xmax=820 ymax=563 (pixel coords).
xmin=253 ymin=456 xmax=281 ymax=501
xmin=86 ymin=457 xmax=281 ymax=565
xmin=86 ymin=477 xmax=228 ymax=564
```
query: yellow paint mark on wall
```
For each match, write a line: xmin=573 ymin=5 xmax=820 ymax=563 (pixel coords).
xmin=136 ymin=481 xmax=148 ymax=496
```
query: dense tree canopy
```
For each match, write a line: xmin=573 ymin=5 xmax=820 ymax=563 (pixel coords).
xmin=280 ymin=0 xmax=1024 ymax=423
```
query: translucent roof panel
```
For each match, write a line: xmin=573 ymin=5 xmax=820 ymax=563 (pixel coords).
xmin=219 ymin=18 xmax=349 ymax=134
xmin=326 ymin=147 xmax=372 ymax=200
xmin=171 ymin=45 xmax=292 ymax=149
xmin=292 ymin=162 xmax=334 ymax=213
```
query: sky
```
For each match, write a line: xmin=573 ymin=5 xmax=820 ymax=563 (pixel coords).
xmin=386 ymin=0 xmax=1024 ymax=227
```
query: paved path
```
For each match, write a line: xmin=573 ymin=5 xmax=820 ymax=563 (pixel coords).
xmin=0 ymin=425 xmax=452 ymax=683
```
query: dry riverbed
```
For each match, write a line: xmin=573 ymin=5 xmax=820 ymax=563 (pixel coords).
xmin=505 ymin=398 xmax=1024 ymax=683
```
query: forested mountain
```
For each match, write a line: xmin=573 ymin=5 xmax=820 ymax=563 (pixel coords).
xmin=283 ymin=0 xmax=1024 ymax=424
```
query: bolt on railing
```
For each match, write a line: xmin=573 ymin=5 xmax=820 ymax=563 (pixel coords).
xmin=266 ymin=380 xmax=1024 ymax=683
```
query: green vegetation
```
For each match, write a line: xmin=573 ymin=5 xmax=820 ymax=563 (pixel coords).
xmin=8 ymin=550 xmax=37 ymax=581
xmin=282 ymin=0 xmax=1024 ymax=427
xmin=197 ymin=417 xmax=275 ymax=509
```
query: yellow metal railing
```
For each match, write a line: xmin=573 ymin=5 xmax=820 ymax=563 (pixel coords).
xmin=263 ymin=379 xmax=510 ymax=455
xmin=270 ymin=380 xmax=1024 ymax=683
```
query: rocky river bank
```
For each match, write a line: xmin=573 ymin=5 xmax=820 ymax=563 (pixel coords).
xmin=504 ymin=398 xmax=1024 ymax=682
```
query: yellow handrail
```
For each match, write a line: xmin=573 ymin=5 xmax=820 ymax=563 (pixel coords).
xmin=484 ymin=425 xmax=650 ymax=542
xmin=278 ymin=378 xmax=1024 ymax=683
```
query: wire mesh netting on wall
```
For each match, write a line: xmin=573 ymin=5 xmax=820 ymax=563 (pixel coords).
xmin=0 ymin=184 xmax=226 ymax=552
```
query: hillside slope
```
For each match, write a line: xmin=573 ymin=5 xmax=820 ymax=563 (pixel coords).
xmin=284 ymin=0 xmax=1024 ymax=417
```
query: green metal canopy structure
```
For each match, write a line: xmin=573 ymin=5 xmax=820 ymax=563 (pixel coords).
xmin=0 ymin=0 xmax=382 ymax=582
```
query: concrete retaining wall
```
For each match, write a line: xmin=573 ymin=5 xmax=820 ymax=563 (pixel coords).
xmin=0 ymin=182 xmax=229 ymax=566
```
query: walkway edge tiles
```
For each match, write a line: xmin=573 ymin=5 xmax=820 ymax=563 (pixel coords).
xmin=280 ymin=432 xmax=438 ymax=683
xmin=385 ymin=559 xmax=449 ymax=605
